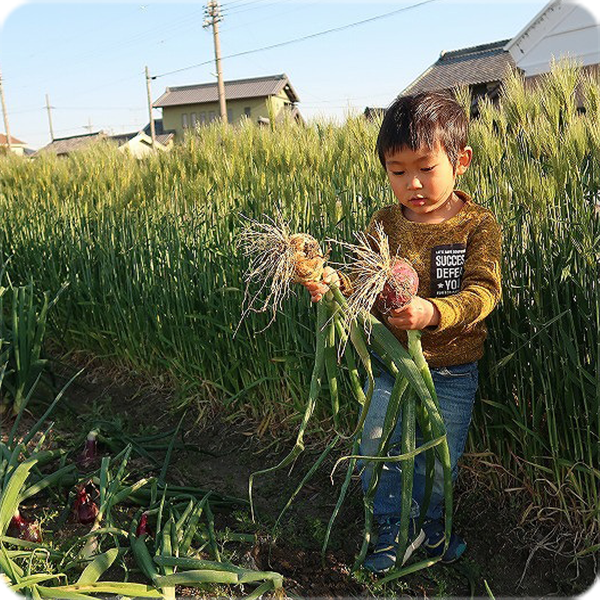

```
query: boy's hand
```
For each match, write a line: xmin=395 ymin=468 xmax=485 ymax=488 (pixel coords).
xmin=303 ymin=267 xmax=340 ymax=303
xmin=386 ymin=297 xmax=440 ymax=330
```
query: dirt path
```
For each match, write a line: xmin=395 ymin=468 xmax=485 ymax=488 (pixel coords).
xmin=43 ymin=356 xmax=598 ymax=598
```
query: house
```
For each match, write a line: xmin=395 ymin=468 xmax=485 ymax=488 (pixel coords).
xmin=34 ymin=122 xmax=175 ymax=158
xmin=153 ymin=73 xmax=303 ymax=140
xmin=111 ymin=130 xmax=167 ymax=158
xmin=363 ymin=107 xmax=386 ymax=121
xmin=400 ymin=40 xmax=516 ymax=111
xmin=0 ymin=133 xmax=30 ymax=156
xmin=33 ymin=131 xmax=108 ymax=157
xmin=505 ymin=0 xmax=600 ymax=77
xmin=111 ymin=120 xmax=174 ymax=158
xmin=141 ymin=119 xmax=176 ymax=149
xmin=373 ymin=0 xmax=599 ymax=114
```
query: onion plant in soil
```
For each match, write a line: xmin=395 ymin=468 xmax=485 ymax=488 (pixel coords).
xmin=0 ymin=374 xmax=286 ymax=600
xmin=0 ymin=266 xmax=68 ymax=416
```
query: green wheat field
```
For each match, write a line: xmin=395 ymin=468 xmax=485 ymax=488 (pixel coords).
xmin=1 ymin=62 xmax=598 ymax=553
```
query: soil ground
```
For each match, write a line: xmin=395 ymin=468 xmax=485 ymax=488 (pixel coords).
xmin=7 ymin=353 xmax=599 ymax=599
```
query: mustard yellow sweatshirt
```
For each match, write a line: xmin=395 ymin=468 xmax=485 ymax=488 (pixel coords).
xmin=365 ymin=190 xmax=502 ymax=368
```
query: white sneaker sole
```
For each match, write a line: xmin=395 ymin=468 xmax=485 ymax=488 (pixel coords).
xmin=401 ymin=528 xmax=425 ymax=565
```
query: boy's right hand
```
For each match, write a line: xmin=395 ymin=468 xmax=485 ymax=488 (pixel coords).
xmin=303 ymin=267 xmax=340 ymax=303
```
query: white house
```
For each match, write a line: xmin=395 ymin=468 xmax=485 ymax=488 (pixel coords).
xmin=111 ymin=130 xmax=173 ymax=158
xmin=34 ymin=121 xmax=174 ymax=158
xmin=0 ymin=133 xmax=30 ymax=156
xmin=505 ymin=0 xmax=600 ymax=76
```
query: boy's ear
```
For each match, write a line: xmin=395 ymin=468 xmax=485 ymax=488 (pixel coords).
xmin=455 ymin=146 xmax=473 ymax=176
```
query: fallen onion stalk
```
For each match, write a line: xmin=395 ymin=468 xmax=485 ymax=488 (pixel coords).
xmin=240 ymin=220 xmax=453 ymax=577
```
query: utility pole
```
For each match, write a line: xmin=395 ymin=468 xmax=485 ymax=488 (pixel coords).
xmin=203 ymin=0 xmax=227 ymax=123
xmin=0 ymin=65 xmax=12 ymax=152
xmin=145 ymin=66 xmax=156 ymax=148
xmin=45 ymin=93 xmax=55 ymax=141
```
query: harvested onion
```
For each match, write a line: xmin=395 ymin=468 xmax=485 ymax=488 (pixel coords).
xmin=376 ymin=257 xmax=419 ymax=314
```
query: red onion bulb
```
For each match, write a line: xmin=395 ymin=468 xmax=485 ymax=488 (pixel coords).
xmin=9 ymin=509 xmax=42 ymax=543
xmin=376 ymin=258 xmax=419 ymax=314
xmin=74 ymin=487 xmax=99 ymax=524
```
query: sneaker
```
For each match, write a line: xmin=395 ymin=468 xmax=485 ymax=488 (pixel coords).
xmin=422 ymin=519 xmax=467 ymax=563
xmin=363 ymin=518 xmax=425 ymax=574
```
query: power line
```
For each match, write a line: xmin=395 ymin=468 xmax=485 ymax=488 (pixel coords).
xmin=18 ymin=4 xmax=146 ymax=63
xmin=154 ymin=0 xmax=438 ymax=79
xmin=7 ymin=8 xmax=206 ymax=90
xmin=10 ymin=107 xmax=43 ymax=115
xmin=220 ymin=0 xmax=267 ymax=10
xmin=220 ymin=0 xmax=315 ymax=33
xmin=222 ymin=0 xmax=281 ymax=16
xmin=55 ymin=106 xmax=145 ymax=111
xmin=223 ymin=0 xmax=296 ymax=17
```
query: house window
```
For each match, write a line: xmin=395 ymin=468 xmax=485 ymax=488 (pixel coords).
xmin=244 ymin=107 xmax=251 ymax=117
xmin=208 ymin=111 xmax=216 ymax=122
xmin=227 ymin=108 xmax=233 ymax=123
xmin=199 ymin=112 xmax=206 ymax=124
xmin=191 ymin=113 xmax=197 ymax=127
xmin=182 ymin=113 xmax=189 ymax=128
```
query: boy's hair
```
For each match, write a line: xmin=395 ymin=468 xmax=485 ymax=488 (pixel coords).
xmin=376 ymin=90 xmax=469 ymax=169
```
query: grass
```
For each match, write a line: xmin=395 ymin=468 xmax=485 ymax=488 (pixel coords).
xmin=0 ymin=61 xmax=597 ymax=550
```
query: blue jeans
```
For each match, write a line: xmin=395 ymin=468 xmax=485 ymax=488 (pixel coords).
xmin=359 ymin=361 xmax=479 ymax=523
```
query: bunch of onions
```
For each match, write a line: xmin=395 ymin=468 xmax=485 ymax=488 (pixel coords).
xmin=287 ymin=233 xmax=327 ymax=284
xmin=240 ymin=219 xmax=453 ymax=580
xmin=8 ymin=509 xmax=42 ymax=543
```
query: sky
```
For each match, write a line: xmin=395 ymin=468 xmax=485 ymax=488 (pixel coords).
xmin=0 ymin=0 xmax=591 ymax=149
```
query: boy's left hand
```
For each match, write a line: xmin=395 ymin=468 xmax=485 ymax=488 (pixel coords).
xmin=386 ymin=297 xmax=440 ymax=330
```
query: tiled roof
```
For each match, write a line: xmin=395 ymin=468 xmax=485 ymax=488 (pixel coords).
xmin=111 ymin=128 xmax=174 ymax=148
xmin=0 ymin=133 xmax=26 ymax=146
xmin=33 ymin=131 xmax=107 ymax=156
xmin=142 ymin=119 xmax=175 ymax=144
xmin=363 ymin=107 xmax=385 ymax=120
xmin=143 ymin=119 xmax=170 ymax=136
xmin=109 ymin=131 xmax=138 ymax=144
xmin=401 ymin=40 xmax=516 ymax=96
xmin=155 ymin=132 xmax=174 ymax=145
xmin=141 ymin=119 xmax=175 ymax=146
xmin=153 ymin=73 xmax=299 ymax=108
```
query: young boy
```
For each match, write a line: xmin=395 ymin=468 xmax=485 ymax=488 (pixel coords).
xmin=305 ymin=90 xmax=502 ymax=573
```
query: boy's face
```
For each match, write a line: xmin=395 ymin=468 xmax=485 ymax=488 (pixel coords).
xmin=384 ymin=142 xmax=472 ymax=222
